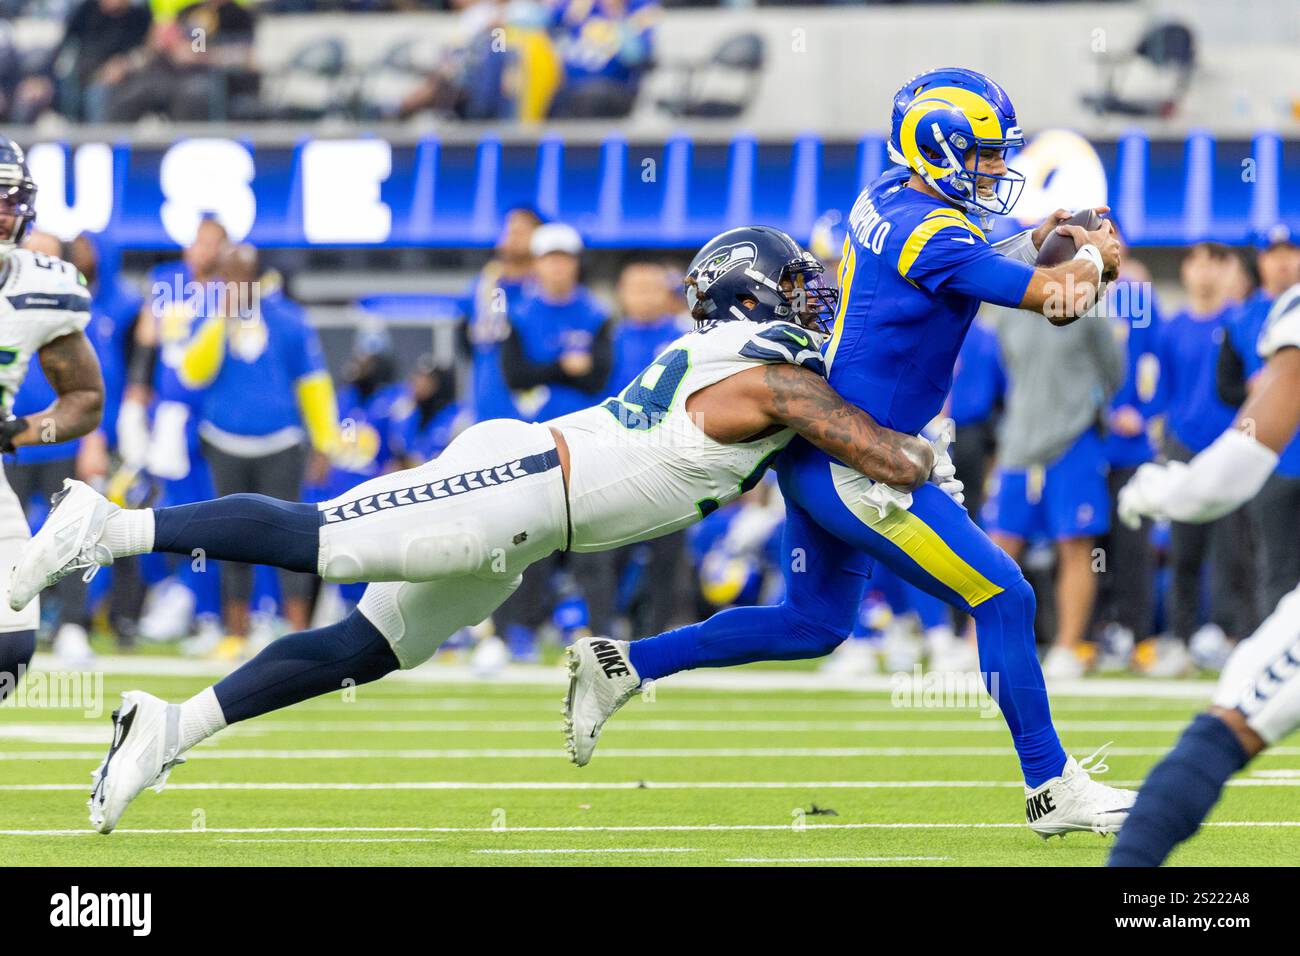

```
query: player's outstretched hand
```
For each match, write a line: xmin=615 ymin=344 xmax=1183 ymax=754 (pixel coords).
xmin=1055 ymin=218 xmax=1121 ymax=282
xmin=1031 ymin=206 xmax=1110 ymax=251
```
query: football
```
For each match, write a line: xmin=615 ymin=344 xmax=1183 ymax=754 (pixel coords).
xmin=1035 ymin=208 xmax=1105 ymax=267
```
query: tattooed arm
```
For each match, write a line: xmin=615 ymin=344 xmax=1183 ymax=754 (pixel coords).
xmin=688 ymin=364 xmax=934 ymax=491
xmin=4 ymin=331 xmax=104 ymax=450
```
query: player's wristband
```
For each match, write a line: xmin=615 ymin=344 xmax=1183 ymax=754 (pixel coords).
xmin=1073 ymin=244 xmax=1103 ymax=282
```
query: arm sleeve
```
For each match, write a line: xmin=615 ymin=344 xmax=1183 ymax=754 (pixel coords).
xmin=501 ymin=324 xmax=565 ymax=391
xmin=1216 ymin=333 xmax=1249 ymax=408
xmin=1158 ymin=429 xmax=1279 ymax=524
xmin=177 ymin=315 xmax=226 ymax=389
xmin=566 ymin=319 xmax=614 ymax=394
xmin=991 ymin=228 xmax=1038 ymax=265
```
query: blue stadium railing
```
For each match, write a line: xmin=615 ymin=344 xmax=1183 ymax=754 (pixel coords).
xmin=31 ymin=130 xmax=1299 ymax=249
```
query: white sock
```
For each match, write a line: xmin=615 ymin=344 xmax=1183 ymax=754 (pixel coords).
xmin=177 ymin=686 xmax=227 ymax=754
xmin=103 ymin=508 xmax=155 ymax=559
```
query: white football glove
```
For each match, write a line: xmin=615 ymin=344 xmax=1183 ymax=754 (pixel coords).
xmin=928 ymin=423 xmax=965 ymax=506
xmin=1118 ymin=460 xmax=1186 ymax=529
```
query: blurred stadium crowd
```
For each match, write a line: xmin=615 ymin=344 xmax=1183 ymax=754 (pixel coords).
xmin=0 ymin=0 xmax=664 ymax=123
xmin=12 ymin=204 xmax=1300 ymax=682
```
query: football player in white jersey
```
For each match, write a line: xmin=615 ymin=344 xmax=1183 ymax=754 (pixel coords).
xmin=1108 ymin=283 xmax=1300 ymax=865
xmin=0 ymin=138 xmax=105 ymax=703
xmin=9 ymin=226 xmax=953 ymax=832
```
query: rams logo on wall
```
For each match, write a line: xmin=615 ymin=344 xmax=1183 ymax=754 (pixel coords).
xmin=1011 ymin=129 xmax=1109 ymax=226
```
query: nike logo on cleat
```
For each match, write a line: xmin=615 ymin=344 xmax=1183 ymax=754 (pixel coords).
xmin=590 ymin=639 xmax=629 ymax=678
xmin=1025 ymin=790 xmax=1056 ymax=823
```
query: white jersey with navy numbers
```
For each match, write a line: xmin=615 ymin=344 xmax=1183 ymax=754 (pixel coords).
xmin=1258 ymin=282 xmax=1300 ymax=360
xmin=0 ymin=248 xmax=91 ymax=418
xmin=548 ymin=318 xmax=826 ymax=551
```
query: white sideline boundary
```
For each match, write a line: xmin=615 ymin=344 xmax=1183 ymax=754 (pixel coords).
xmin=17 ymin=745 xmax=1299 ymax=761
xmin=30 ymin=653 xmax=1216 ymax=699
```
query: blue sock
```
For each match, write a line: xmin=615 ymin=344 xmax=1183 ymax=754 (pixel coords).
xmin=628 ymin=603 xmax=845 ymax=683
xmin=0 ymin=630 xmax=36 ymax=704
xmin=153 ymin=494 xmax=321 ymax=573
xmin=970 ymin=578 xmax=1067 ymax=787
xmin=214 ymin=611 xmax=399 ymax=723
xmin=1109 ymin=712 xmax=1249 ymax=866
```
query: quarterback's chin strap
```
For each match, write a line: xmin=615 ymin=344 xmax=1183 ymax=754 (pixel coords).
xmin=1120 ymin=428 xmax=1279 ymax=528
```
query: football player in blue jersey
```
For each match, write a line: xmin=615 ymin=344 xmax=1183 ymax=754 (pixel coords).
xmin=568 ymin=68 xmax=1135 ymax=838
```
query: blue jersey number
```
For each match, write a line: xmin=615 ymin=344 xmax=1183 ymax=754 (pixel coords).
xmin=603 ymin=348 xmax=690 ymax=430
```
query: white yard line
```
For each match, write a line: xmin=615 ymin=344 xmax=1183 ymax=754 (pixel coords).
xmin=164 ymin=719 xmax=1193 ymax=733
xmin=726 ymin=856 xmax=951 ymax=863
xmin=5 ymin=821 xmax=1300 ymax=837
xmin=13 ymin=744 xmax=1281 ymax=761
xmin=0 ymin=779 xmax=1141 ymax=791
xmin=472 ymin=848 xmax=698 ymax=854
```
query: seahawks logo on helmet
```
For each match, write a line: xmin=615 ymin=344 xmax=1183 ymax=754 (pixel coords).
xmin=694 ymin=242 xmax=758 ymax=294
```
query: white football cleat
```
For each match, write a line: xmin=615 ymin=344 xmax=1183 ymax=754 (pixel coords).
xmin=88 ymin=691 xmax=185 ymax=834
xmin=819 ymin=637 xmax=880 ymax=676
xmin=1024 ymin=744 xmax=1136 ymax=839
xmin=1042 ymin=644 xmax=1088 ymax=681
xmin=10 ymin=479 xmax=117 ymax=613
xmin=564 ymin=637 xmax=640 ymax=767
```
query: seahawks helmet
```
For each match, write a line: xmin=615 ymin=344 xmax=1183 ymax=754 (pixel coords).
xmin=890 ymin=68 xmax=1025 ymax=219
xmin=684 ymin=226 xmax=838 ymax=335
xmin=0 ymin=138 xmax=36 ymax=254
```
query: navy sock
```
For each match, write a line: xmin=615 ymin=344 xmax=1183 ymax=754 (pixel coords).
xmin=1109 ymin=712 xmax=1250 ymax=866
xmin=0 ymin=630 xmax=36 ymax=704
xmin=153 ymin=494 xmax=321 ymax=573
xmin=214 ymin=611 xmax=399 ymax=723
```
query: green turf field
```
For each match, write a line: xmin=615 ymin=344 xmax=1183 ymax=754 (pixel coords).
xmin=2 ymin=656 xmax=1296 ymax=866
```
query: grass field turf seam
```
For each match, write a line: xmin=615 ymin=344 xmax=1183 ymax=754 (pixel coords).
xmin=1 ymin=665 xmax=1295 ymax=866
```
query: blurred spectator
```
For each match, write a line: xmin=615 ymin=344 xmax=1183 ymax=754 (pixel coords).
xmin=495 ymin=221 xmax=613 ymax=658
xmin=178 ymin=243 xmax=339 ymax=658
xmin=323 ymin=325 xmax=404 ymax=492
xmin=106 ymin=0 xmax=256 ymax=122
xmin=388 ymin=352 xmax=472 ymax=468
xmin=10 ymin=0 xmax=152 ymax=123
xmin=1094 ymin=248 xmax=1163 ymax=668
xmin=70 ymin=230 xmax=142 ymax=479
xmin=68 ymin=229 xmax=146 ymax=643
xmin=608 ymin=259 xmax=686 ymax=390
xmin=601 ymin=259 xmax=690 ymax=637
xmin=943 ymin=317 xmax=1005 ymax=526
xmin=123 ymin=216 xmax=228 ymax=648
xmin=983 ymin=298 xmax=1125 ymax=680
xmin=394 ymin=0 xmax=512 ymax=120
xmin=548 ymin=0 xmax=657 ymax=118
xmin=1156 ymin=242 xmax=1258 ymax=672
xmin=1218 ymin=225 xmax=1300 ymax=615
xmin=501 ymin=221 xmax=611 ymax=421
xmin=459 ymin=206 xmax=540 ymax=422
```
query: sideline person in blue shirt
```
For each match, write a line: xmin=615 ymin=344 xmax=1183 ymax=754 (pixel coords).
xmin=1158 ymin=242 xmax=1259 ymax=650
xmin=1217 ymin=225 xmax=1300 ymax=615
